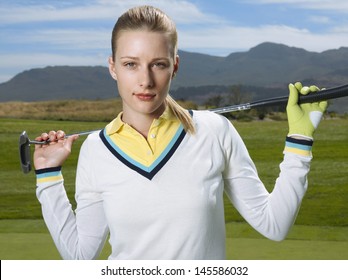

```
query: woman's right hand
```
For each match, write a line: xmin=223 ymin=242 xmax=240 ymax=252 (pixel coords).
xmin=33 ymin=130 xmax=79 ymax=170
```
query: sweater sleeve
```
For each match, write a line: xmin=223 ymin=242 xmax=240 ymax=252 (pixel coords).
xmin=221 ymin=118 xmax=311 ymax=241
xmin=36 ymin=138 xmax=109 ymax=259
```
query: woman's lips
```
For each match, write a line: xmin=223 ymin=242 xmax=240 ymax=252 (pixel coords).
xmin=134 ymin=93 xmax=156 ymax=101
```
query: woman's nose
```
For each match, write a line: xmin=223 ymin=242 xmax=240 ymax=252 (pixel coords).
xmin=139 ymin=67 xmax=154 ymax=88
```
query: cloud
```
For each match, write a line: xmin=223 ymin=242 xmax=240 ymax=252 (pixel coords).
xmin=245 ymin=0 xmax=348 ymax=13
xmin=179 ymin=24 xmax=348 ymax=54
xmin=0 ymin=0 xmax=226 ymax=53
xmin=0 ymin=0 xmax=222 ymax=25
xmin=0 ymin=3 xmax=121 ymax=24
xmin=331 ymin=24 xmax=348 ymax=33
xmin=15 ymin=29 xmax=111 ymax=51
xmin=308 ymin=15 xmax=331 ymax=24
xmin=0 ymin=52 xmax=107 ymax=68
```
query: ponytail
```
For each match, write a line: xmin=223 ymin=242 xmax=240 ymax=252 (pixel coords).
xmin=166 ymin=95 xmax=195 ymax=134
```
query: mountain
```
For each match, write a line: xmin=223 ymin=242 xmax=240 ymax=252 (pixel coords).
xmin=0 ymin=66 xmax=116 ymax=101
xmin=0 ymin=42 xmax=348 ymax=112
xmin=174 ymin=42 xmax=348 ymax=88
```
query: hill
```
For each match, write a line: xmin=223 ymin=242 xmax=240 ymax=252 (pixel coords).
xmin=175 ymin=42 xmax=348 ymax=88
xmin=0 ymin=66 xmax=115 ymax=101
xmin=0 ymin=42 xmax=347 ymax=112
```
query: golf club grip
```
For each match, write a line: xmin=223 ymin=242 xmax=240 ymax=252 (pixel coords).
xmin=298 ymin=84 xmax=348 ymax=104
xmin=212 ymin=83 xmax=348 ymax=114
xmin=253 ymin=84 xmax=348 ymax=108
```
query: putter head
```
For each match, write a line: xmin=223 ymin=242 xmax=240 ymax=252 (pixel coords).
xmin=19 ymin=131 xmax=31 ymax=174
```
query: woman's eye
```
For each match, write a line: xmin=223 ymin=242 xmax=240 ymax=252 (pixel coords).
xmin=124 ymin=62 xmax=136 ymax=68
xmin=153 ymin=62 xmax=168 ymax=69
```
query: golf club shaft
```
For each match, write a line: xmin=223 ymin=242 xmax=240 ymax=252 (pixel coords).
xmin=29 ymin=129 xmax=100 ymax=145
xmin=211 ymin=83 xmax=348 ymax=114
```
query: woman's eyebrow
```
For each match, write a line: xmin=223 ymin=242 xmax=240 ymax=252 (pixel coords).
xmin=119 ymin=56 xmax=170 ymax=61
xmin=120 ymin=56 xmax=139 ymax=60
xmin=152 ymin=57 xmax=170 ymax=61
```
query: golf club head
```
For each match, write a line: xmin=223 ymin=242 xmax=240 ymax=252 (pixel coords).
xmin=19 ymin=131 xmax=31 ymax=174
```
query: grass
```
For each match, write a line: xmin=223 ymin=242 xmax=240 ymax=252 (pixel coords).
xmin=0 ymin=99 xmax=197 ymax=122
xmin=1 ymin=220 xmax=347 ymax=260
xmin=226 ymin=238 xmax=348 ymax=260
xmin=0 ymin=99 xmax=122 ymax=122
xmin=0 ymin=115 xmax=347 ymax=259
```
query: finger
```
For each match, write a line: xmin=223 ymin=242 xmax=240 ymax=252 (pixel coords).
xmin=56 ymin=130 xmax=65 ymax=140
xmin=309 ymin=85 xmax=320 ymax=93
xmin=319 ymin=100 xmax=328 ymax=112
xmin=300 ymin=86 xmax=310 ymax=95
xmin=41 ymin=132 xmax=49 ymax=141
xmin=287 ymin=83 xmax=299 ymax=106
xmin=34 ymin=136 xmax=44 ymax=149
xmin=48 ymin=130 xmax=57 ymax=142
xmin=64 ymin=134 xmax=79 ymax=151
xmin=294 ymin=81 xmax=302 ymax=92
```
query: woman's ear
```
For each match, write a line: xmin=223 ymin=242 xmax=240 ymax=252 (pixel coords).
xmin=172 ymin=55 xmax=179 ymax=78
xmin=108 ymin=56 xmax=117 ymax=81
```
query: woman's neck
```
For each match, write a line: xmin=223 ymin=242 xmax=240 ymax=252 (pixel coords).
xmin=121 ymin=105 xmax=166 ymax=138
xmin=123 ymin=115 xmax=153 ymax=138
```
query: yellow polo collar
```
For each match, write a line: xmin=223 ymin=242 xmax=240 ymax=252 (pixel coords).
xmin=103 ymin=107 xmax=184 ymax=171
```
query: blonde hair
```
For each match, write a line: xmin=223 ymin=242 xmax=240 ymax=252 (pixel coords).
xmin=111 ymin=5 xmax=195 ymax=134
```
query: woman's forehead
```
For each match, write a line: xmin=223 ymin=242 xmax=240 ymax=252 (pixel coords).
xmin=116 ymin=30 xmax=174 ymax=57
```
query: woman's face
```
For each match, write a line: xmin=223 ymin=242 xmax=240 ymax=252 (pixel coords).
xmin=109 ymin=30 xmax=178 ymax=121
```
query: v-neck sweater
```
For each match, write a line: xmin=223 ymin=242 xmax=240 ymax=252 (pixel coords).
xmin=35 ymin=110 xmax=312 ymax=260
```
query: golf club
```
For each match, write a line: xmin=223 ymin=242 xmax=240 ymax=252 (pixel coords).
xmin=19 ymin=83 xmax=348 ymax=173
xmin=19 ymin=129 xmax=100 ymax=173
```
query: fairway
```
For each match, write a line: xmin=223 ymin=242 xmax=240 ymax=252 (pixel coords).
xmin=226 ymin=238 xmax=348 ymax=260
xmin=1 ymin=220 xmax=348 ymax=260
xmin=0 ymin=117 xmax=347 ymax=259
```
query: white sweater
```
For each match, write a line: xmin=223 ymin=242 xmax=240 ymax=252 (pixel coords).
xmin=36 ymin=110 xmax=311 ymax=259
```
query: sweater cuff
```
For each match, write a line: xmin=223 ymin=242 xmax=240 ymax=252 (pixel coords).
xmin=284 ymin=136 xmax=313 ymax=157
xmin=36 ymin=166 xmax=63 ymax=184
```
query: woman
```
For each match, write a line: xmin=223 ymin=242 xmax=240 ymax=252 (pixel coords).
xmin=34 ymin=5 xmax=327 ymax=260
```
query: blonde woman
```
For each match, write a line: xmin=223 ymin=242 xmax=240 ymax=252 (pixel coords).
xmin=34 ymin=5 xmax=327 ymax=259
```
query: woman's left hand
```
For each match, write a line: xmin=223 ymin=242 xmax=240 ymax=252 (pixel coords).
xmin=287 ymin=81 xmax=328 ymax=139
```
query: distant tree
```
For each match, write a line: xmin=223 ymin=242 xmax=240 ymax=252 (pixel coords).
xmin=223 ymin=85 xmax=253 ymax=119
xmin=227 ymin=85 xmax=242 ymax=105
xmin=257 ymin=108 xmax=267 ymax=120
xmin=205 ymin=95 xmax=224 ymax=108
xmin=225 ymin=85 xmax=251 ymax=106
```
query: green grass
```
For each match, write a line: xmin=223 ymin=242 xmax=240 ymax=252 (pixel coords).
xmin=1 ymin=220 xmax=347 ymax=260
xmin=0 ymin=117 xmax=347 ymax=259
xmin=226 ymin=238 xmax=348 ymax=260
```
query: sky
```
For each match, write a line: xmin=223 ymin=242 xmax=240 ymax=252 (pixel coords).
xmin=1 ymin=0 xmax=348 ymax=83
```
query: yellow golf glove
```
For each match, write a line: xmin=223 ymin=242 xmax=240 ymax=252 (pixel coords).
xmin=287 ymin=82 xmax=328 ymax=139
